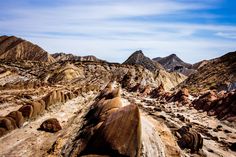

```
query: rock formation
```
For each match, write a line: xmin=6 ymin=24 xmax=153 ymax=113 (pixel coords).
xmin=6 ymin=111 xmax=24 ymax=128
xmin=0 ymin=36 xmax=235 ymax=157
xmin=39 ymin=118 xmax=62 ymax=133
xmin=123 ymin=50 xmax=163 ymax=72
xmin=153 ymin=54 xmax=195 ymax=76
xmin=183 ymin=51 xmax=236 ymax=92
xmin=0 ymin=35 xmax=55 ymax=63
xmin=176 ymin=126 xmax=203 ymax=153
xmin=52 ymin=53 xmax=103 ymax=62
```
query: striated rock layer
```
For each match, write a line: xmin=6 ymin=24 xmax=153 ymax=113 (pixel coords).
xmin=0 ymin=36 xmax=55 ymax=63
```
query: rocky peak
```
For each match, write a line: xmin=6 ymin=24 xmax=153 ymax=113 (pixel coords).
xmin=123 ymin=50 xmax=163 ymax=72
xmin=153 ymin=53 xmax=194 ymax=76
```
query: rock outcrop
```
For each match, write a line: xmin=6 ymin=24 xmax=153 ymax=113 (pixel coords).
xmin=169 ymin=88 xmax=190 ymax=105
xmin=123 ymin=50 xmax=163 ymax=72
xmin=6 ymin=111 xmax=24 ymax=128
xmin=193 ymin=90 xmax=236 ymax=122
xmin=153 ymin=54 xmax=195 ymax=76
xmin=0 ymin=35 xmax=55 ymax=63
xmin=52 ymin=53 xmax=103 ymax=62
xmin=183 ymin=51 xmax=236 ymax=92
xmin=150 ymin=83 xmax=165 ymax=98
xmin=61 ymin=84 xmax=141 ymax=157
xmin=176 ymin=126 xmax=203 ymax=153
xmin=193 ymin=90 xmax=218 ymax=111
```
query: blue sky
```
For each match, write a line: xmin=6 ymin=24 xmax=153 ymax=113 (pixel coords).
xmin=0 ymin=0 xmax=235 ymax=63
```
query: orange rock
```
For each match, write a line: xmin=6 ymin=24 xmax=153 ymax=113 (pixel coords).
xmin=83 ymin=104 xmax=141 ymax=157
xmin=39 ymin=118 xmax=62 ymax=133
xmin=6 ymin=111 xmax=24 ymax=128
xmin=18 ymin=105 xmax=34 ymax=119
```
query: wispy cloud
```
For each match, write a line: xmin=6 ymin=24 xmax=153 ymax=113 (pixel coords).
xmin=0 ymin=0 xmax=235 ymax=63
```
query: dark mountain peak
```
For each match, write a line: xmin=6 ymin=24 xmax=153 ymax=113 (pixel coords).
xmin=133 ymin=50 xmax=144 ymax=55
xmin=153 ymin=53 xmax=194 ymax=76
xmin=169 ymin=53 xmax=177 ymax=57
xmin=123 ymin=50 xmax=163 ymax=71
xmin=165 ymin=53 xmax=183 ymax=62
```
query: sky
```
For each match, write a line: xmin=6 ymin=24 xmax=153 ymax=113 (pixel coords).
xmin=0 ymin=0 xmax=236 ymax=63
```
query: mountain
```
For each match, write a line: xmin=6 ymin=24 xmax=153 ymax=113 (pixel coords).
xmin=153 ymin=54 xmax=195 ymax=76
xmin=183 ymin=51 xmax=236 ymax=92
xmin=123 ymin=50 xmax=163 ymax=72
xmin=192 ymin=60 xmax=209 ymax=70
xmin=52 ymin=52 xmax=103 ymax=62
xmin=0 ymin=37 xmax=235 ymax=157
xmin=0 ymin=35 xmax=55 ymax=63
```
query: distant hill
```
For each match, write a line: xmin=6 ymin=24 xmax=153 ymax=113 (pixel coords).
xmin=52 ymin=53 xmax=103 ymax=62
xmin=123 ymin=50 xmax=163 ymax=72
xmin=153 ymin=54 xmax=195 ymax=76
xmin=0 ymin=35 xmax=55 ymax=63
xmin=183 ymin=51 xmax=236 ymax=92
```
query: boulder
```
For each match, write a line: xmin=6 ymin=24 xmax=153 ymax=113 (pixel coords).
xmin=193 ymin=90 xmax=218 ymax=111
xmin=0 ymin=117 xmax=17 ymax=131
xmin=150 ymin=83 xmax=165 ymax=98
xmin=18 ymin=105 xmax=34 ymax=119
xmin=6 ymin=111 xmax=24 ymax=128
xmin=176 ymin=126 xmax=203 ymax=153
xmin=82 ymin=104 xmax=141 ymax=157
xmin=169 ymin=88 xmax=190 ymax=105
xmin=39 ymin=118 xmax=62 ymax=133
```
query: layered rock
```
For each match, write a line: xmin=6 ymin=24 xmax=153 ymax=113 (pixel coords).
xmin=183 ymin=51 xmax=236 ymax=92
xmin=0 ymin=35 xmax=55 ymax=63
xmin=61 ymin=85 xmax=141 ymax=157
xmin=52 ymin=53 xmax=103 ymax=62
xmin=169 ymin=88 xmax=190 ymax=105
xmin=83 ymin=104 xmax=141 ymax=157
xmin=193 ymin=90 xmax=218 ymax=111
xmin=150 ymin=83 xmax=165 ymax=98
xmin=6 ymin=111 xmax=24 ymax=128
xmin=176 ymin=126 xmax=203 ymax=153
xmin=46 ymin=63 xmax=84 ymax=83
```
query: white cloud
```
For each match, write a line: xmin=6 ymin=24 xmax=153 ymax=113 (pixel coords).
xmin=215 ymin=32 xmax=236 ymax=39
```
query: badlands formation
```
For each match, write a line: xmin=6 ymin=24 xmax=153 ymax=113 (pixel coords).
xmin=0 ymin=36 xmax=236 ymax=157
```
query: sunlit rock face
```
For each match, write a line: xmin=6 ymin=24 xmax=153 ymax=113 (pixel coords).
xmin=0 ymin=36 xmax=55 ymax=63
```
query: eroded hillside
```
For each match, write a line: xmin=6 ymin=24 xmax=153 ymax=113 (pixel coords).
xmin=0 ymin=36 xmax=235 ymax=157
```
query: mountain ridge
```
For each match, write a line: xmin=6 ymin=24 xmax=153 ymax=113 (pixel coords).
xmin=123 ymin=50 xmax=163 ymax=72
xmin=0 ymin=35 xmax=55 ymax=63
